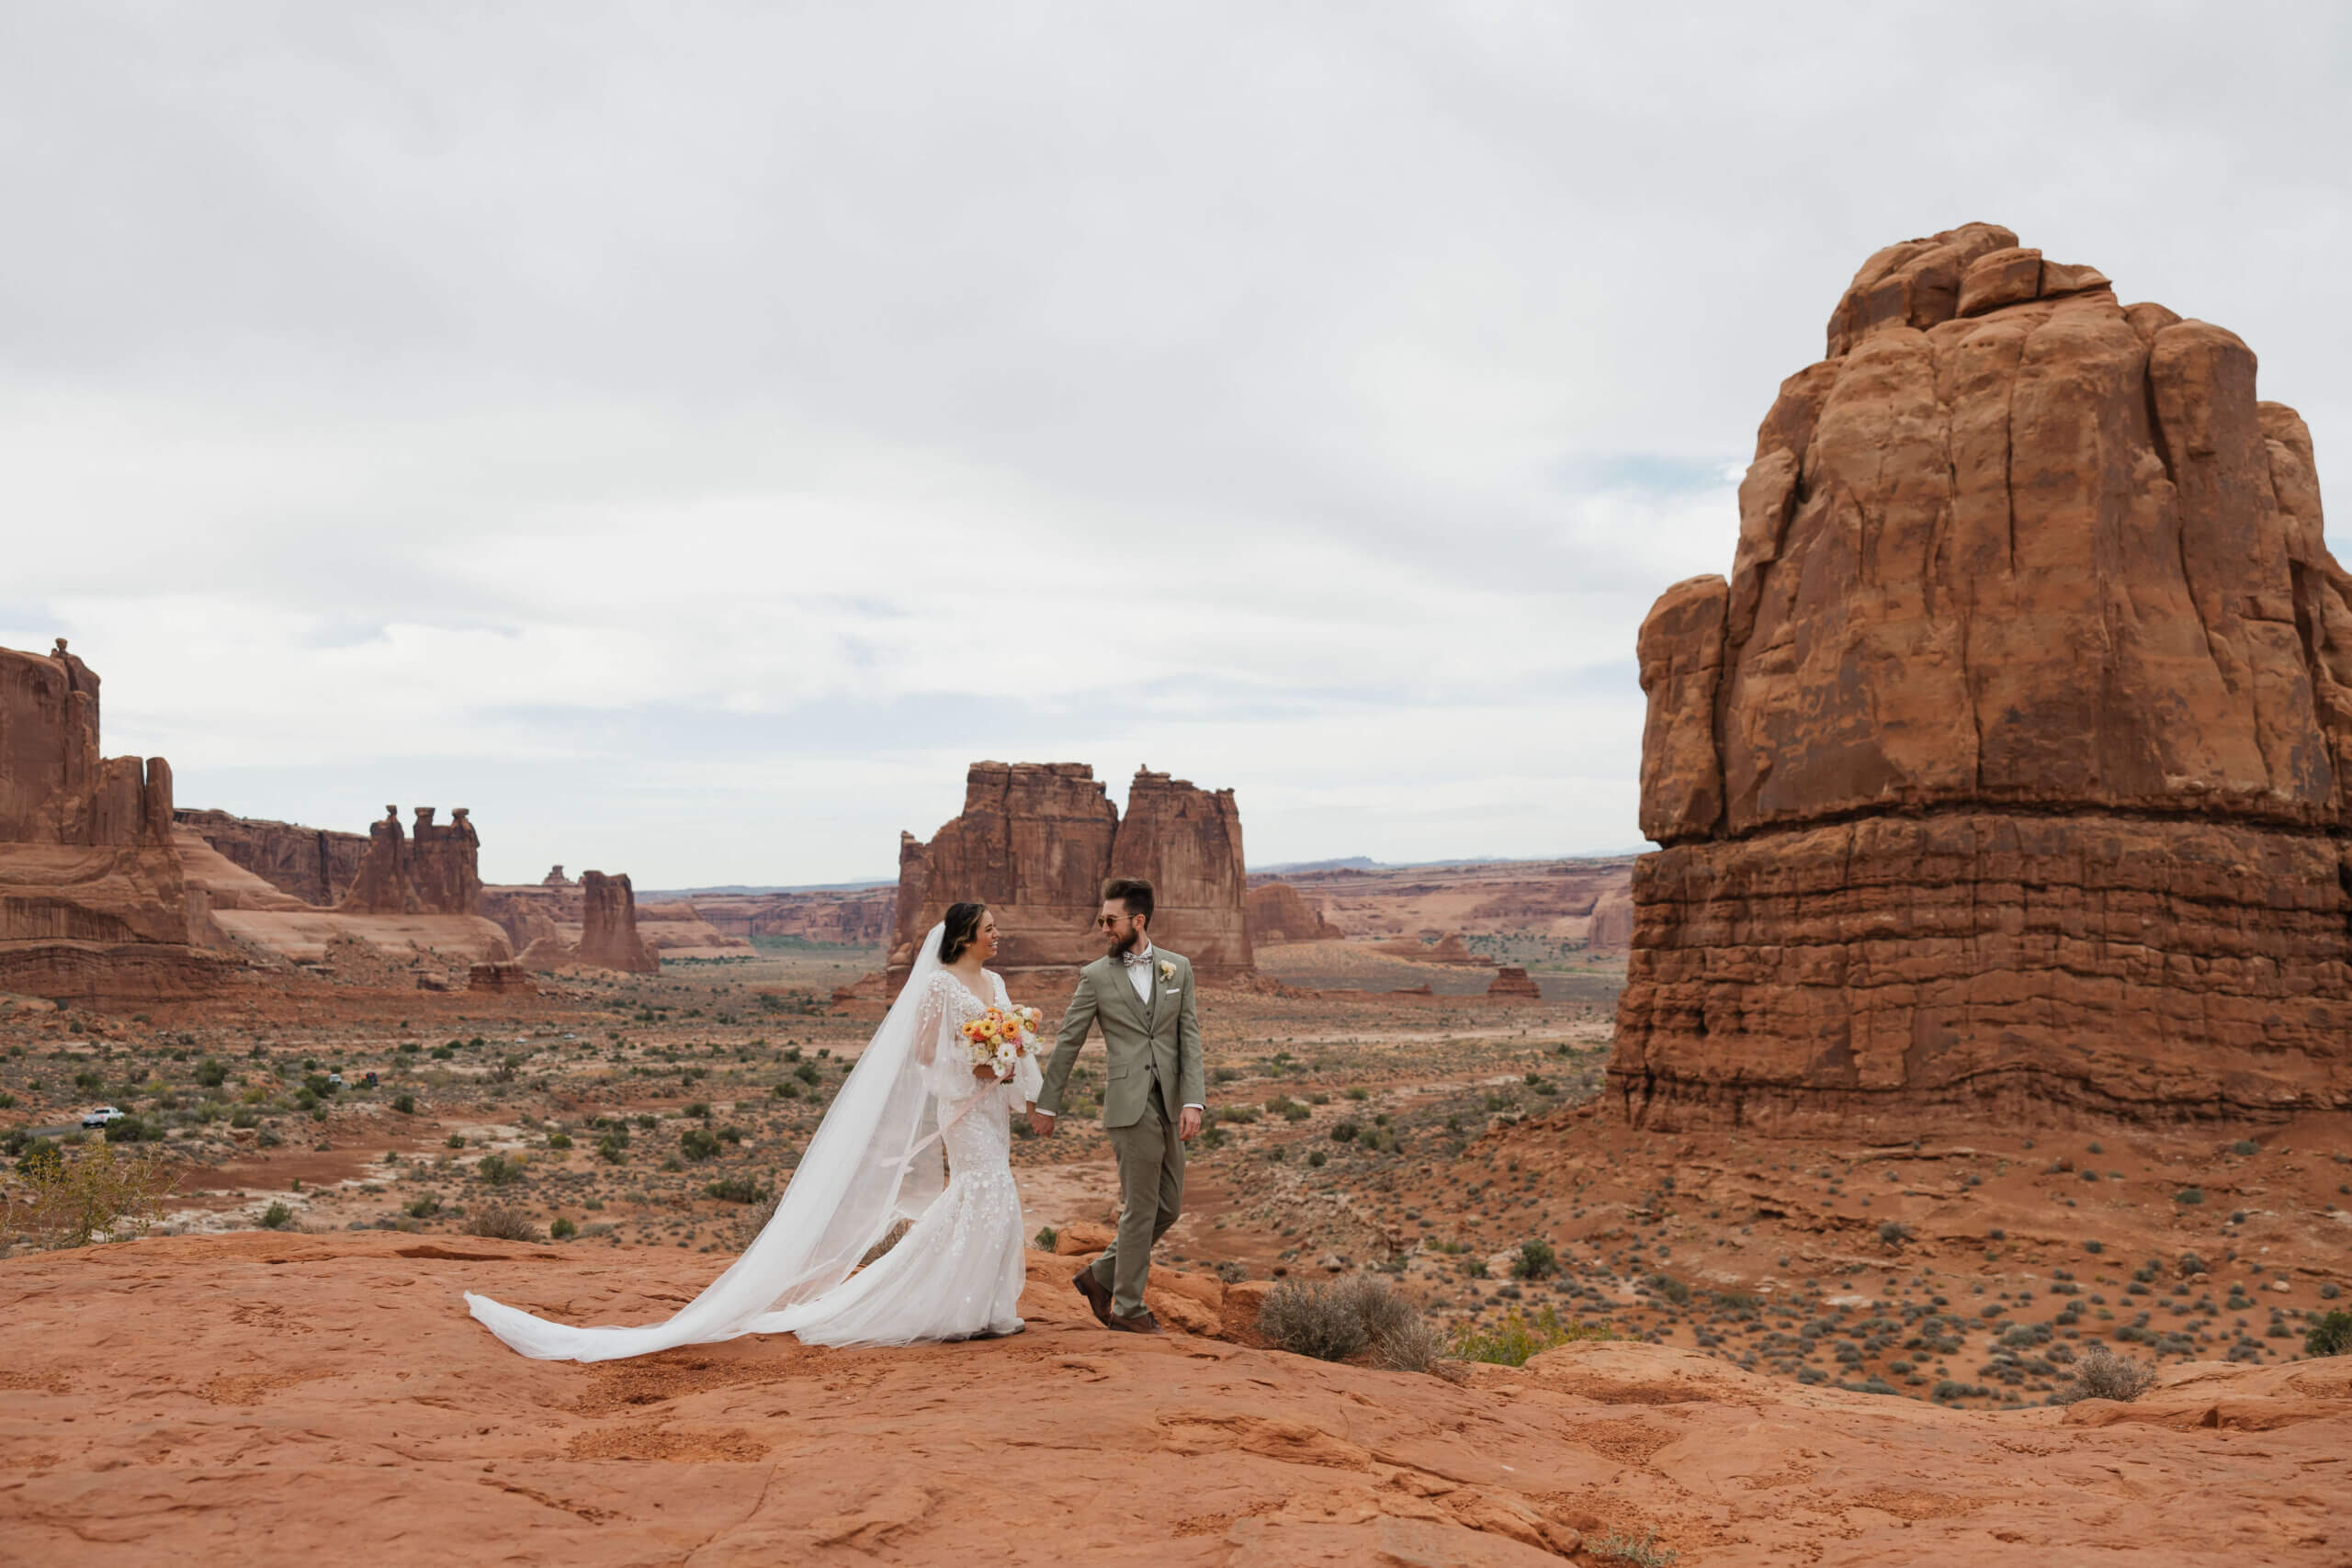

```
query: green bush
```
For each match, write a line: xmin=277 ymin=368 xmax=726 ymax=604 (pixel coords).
xmin=1645 ymin=1272 xmax=1692 ymax=1305
xmin=1511 ymin=1239 xmax=1558 ymax=1280
xmin=475 ymin=1154 xmax=521 ymax=1186
xmin=2305 ymin=1309 xmax=2352 ymax=1358
xmin=195 ymin=1058 xmax=229 ymax=1088
xmin=259 ymin=1201 xmax=294 ymax=1230
xmin=406 ymin=1193 xmax=442 ymax=1219
xmin=546 ymin=1132 xmax=571 ymax=1150
xmin=1329 ymin=1121 xmax=1360 ymax=1144
xmin=446 ymin=1133 xmax=466 ymax=1149
xmin=548 ymin=1216 xmax=578 ymax=1240
xmin=679 ymin=1127 xmax=722 ymax=1161
xmin=596 ymin=1134 xmax=628 ymax=1165
xmin=2231 ymin=1138 xmax=2259 ymax=1156
xmin=704 ymin=1175 xmax=770 ymax=1203
xmin=1034 ymin=1226 xmax=1057 ymax=1251
xmin=391 ymin=1094 xmax=416 ymax=1115
xmin=2176 ymin=1187 xmax=2205 ymax=1206
xmin=1452 ymin=1305 xmax=1610 ymax=1367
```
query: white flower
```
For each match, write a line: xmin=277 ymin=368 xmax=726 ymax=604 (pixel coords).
xmin=1159 ymin=960 xmax=1176 ymax=982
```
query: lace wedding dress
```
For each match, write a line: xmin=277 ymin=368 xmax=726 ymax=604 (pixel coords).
xmin=464 ymin=926 xmax=1042 ymax=1359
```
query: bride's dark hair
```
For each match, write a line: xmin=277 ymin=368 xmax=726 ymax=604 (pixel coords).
xmin=938 ymin=902 xmax=989 ymax=964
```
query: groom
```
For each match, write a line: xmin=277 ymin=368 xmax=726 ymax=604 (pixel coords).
xmin=1029 ymin=876 xmax=1204 ymax=1335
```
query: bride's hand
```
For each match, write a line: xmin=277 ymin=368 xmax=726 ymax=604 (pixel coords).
xmin=972 ymin=1061 xmax=1000 ymax=1079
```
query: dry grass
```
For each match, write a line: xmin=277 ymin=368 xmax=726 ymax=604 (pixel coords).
xmin=1258 ymin=1273 xmax=1450 ymax=1372
xmin=2055 ymin=1344 xmax=2159 ymax=1404
xmin=467 ymin=1202 xmax=542 ymax=1242
xmin=2 ymin=1141 xmax=177 ymax=1250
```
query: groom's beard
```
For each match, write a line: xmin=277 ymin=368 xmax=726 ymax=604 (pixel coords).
xmin=1105 ymin=927 xmax=1141 ymax=958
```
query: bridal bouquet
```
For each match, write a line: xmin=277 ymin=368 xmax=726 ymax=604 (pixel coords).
xmin=962 ymin=1005 xmax=1044 ymax=1079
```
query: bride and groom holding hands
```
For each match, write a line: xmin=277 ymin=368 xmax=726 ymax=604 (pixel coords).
xmin=466 ymin=876 xmax=1204 ymax=1359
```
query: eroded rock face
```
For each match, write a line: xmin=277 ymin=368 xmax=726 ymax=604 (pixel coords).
xmin=0 ymin=641 xmax=220 ymax=1002
xmin=1246 ymin=880 xmax=1343 ymax=943
xmin=1612 ymin=224 xmax=2352 ymax=1128
xmin=889 ymin=762 xmax=1250 ymax=985
xmin=334 ymin=807 xmax=483 ymax=917
xmin=576 ymin=870 xmax=658 ymax=973
xmin=173 ymin=809 xmax=370 ymax=908
xmin=691 ymin=886 xmax=895 ymax=946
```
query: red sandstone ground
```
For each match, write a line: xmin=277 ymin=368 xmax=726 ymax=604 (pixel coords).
xmin=3 ymin=1233 xmax=2346 ymax=1566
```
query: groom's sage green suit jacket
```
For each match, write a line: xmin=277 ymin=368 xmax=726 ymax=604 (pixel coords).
xmin=1037 ymin=947 xmax=1204 ymax=1128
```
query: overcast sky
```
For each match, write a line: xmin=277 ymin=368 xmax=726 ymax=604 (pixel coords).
xmin=4 ymin=4 xmax=2346 ymax=886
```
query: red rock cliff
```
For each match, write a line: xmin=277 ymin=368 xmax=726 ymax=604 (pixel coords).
xmin=334 ymin=806 xmax=483 ymax=917
xmin=1611 ymin=223 xmax=2352 ymax=1130
xmin=576 ymin=870 xmax=658 ymax=973
xmin=174 ymin=807 xmax=370 ymax=908
xmin=0 ymin=640 xmax=220 ymax=1000
xmin=889 ymin=762 xmax=1251 ymax=985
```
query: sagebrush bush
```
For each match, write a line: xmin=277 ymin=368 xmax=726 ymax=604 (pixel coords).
xmin=469 ymin=1202 xmax=541 ymax=1242
xmin=2055 ymin=1344 xmax=2158 ymax=1404
xmin=1453 ymin=1305 xmax=1611 ymax=1367
xmin=2305 ymin=1309 xmax=2352 ymax=1358
xmin=2 ymin=1142 xmax=177 ymax=1248
xmin=1258 ymin=1274 xmax=1443 ymax=1371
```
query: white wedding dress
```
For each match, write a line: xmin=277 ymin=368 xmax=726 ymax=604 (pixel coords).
xmin=465 ymin=928 xmax=1043 ymax=1359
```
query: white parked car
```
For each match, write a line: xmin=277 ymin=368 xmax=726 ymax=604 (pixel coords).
xmin=81 ymin=1105 xmax=126 ymax=1129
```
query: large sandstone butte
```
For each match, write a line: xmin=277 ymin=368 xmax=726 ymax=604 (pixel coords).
xmin=335 ymin=805 xmax=483 ymax=916
xmin=1611 ymin=222 xmax=2352 ymax=1130
xmin=575 ymin=869 xmax=658 ymax=973
xmin=889 ymin=762 xmax=1251 ymax=986
xmin=0 ymin=639 xmax=221 ymax=1002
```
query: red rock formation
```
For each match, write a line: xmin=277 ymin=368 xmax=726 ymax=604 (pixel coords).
xmin=1245 ymin=879 xmax=1342 ymax=943
xmin=1374 ymin=931 xmax=1488 ymax=965
xmin=576 ymin=870 xmax=658 ymax=973
xmin=480 ymin=885 xmax=569 ymax=954
xmin=541 ymin=864 xmax=572 ymax=886
xmin=888 ymin=762 xmax=1252 ymax=986
xmin=1611 ymin=223 xmax=2352 ymax=1130
xmin=334 ymin=807 xmax=482 ymax=917
xmin=633 ymin=900 xmax=754 ymax=956
xmin=0 ymin=640 xmax=222 ymax=1002
xmin=1487 ymin=965 xmax=1541 ymax=999
xmin=467 ymin=960 xmax=535 ymax=994
xmin=172 ymin=808 xmax=370 ymax=907
xmin=889 ymin=762 xmax=1121 ymax=982
xmin=1108 ymin=769 xmax=1253 ymax=977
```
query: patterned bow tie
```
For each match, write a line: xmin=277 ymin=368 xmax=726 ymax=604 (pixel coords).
xmin=1121 ymin=948 xmax=1155 ymax=968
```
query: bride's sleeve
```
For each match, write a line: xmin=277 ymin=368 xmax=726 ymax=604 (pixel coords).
xmin=918 ymin=976 xmax=982 ymax=1103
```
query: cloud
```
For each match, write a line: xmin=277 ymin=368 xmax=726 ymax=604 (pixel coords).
xmin=1 ymin=4 xmax=2346 ymax=884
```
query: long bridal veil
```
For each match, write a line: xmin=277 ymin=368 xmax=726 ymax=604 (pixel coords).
xmin=465 ymin=922 xmax=956 ymax=1361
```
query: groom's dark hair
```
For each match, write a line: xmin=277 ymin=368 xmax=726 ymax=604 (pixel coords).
xmin=1102 ymin=876 xmax=1154 ymax=928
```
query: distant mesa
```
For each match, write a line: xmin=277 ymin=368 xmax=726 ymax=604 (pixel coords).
xmin=1611 ymin=222 xmax=2352 ymax=1130
xmin=1487 ymin=965 xmax=1542 ymax=999
xmin=1245 ymin=880 xmax=1343 ymax=943
xmin=887 ymin=762 xmax=1252 ymax=992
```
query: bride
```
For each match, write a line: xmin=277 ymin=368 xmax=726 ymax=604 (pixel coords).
xmin=465 ymin=902 xmax=1044 ymax=1359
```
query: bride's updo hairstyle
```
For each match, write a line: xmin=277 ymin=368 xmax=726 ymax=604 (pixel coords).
xmin=938 ymin=902 xmax=988 ymax=964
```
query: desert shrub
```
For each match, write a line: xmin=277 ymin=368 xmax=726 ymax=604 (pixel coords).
xmin=0 ymin=1092 xmax=13 ymax=1111
xmin=2231 ymin=1138 xmax=2259 ymax=1156
xmin=704 ymin=1175 xmax=770 ymax=1204
xmin=684 ymin=1101 xmax=711 ymax=1120
xmin=596 ymin=1134 xmax=628 ymax=1165
xmin=259 ymin=1201 xmax=294 ymax=1230
xmin=1033 ymin=1226 xmax=1057 ymax=1251
xmin=679 ymin=1127 xmax=722 ymax=1161
xmin=1453 ymin=1305 xmax=1611 ymax=1367
xmin=1645 ymin=1273 xmax=1691 ymax=1305
xmin=468 ymin=1202 xmax=541 ymax=1242
xmin=3 ymin=1141 xmax=177 ymax=1248
xmin=446 ymin=1133 xmax=466 ymax=1148
xmin=2055 ymin=1345 xmax=2158 ymax=1404
xmin=546 ymin=1132 xmax=571 ymax=1150
xmin=406 ymin=1193 xmax=442 ymax=1219
xmin=1216 ymin=1259 xmax=1249 ymax=1284
xmin=1257 ymin=1274 xmax=1439 ymax=1371
xmin=1511 ymin=1238 xmax=1558 ymax=1280
xmin=2176 ymin=1187 xmax=2205 ymax=1206
xmin=548 ymin=1216 xmax=577 ymax=1240
xmin=475 ymin=1153 xmax=521 ymax=1186
xmin=2178 ymin=1252 xmax=2207 ymax=1277
xmin=1306 ymin=1150 xmax=1327 ymax=1168
xmin=1589 ymin=1528 xmax=1679 ymax=1566
xmin=1878 ymin=1220 xmax=1910 ymax=1244
xmin=194 ymin=1058 xmax=228 ymax=1088
xmin=390 ymin=1093 xmax=416 ymax=1115
xmin=2305 ymin=1309 xmax=2352 ymax=1358
xmin=1329 ymin=1121 xmax=1359 ymax=1144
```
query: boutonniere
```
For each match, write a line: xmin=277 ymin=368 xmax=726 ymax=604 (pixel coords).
xmin=1158 ymin=959 xmax=1176 ymax=983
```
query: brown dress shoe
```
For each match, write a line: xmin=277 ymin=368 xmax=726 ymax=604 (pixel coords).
xmin=1072 ymin=1268 xmax=1114 ymax=1327
xmin=1104 ymin=1307 xmax=1163 ymax=1335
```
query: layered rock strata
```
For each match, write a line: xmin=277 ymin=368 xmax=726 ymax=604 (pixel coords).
xmin=687 ymin=886 xmax=895 ymax=946
xmin=1611 ymin=223 xmax=2352 ymax=1129
xmin=889 ymin=762 xmax=1251 ymax=986
xmin=1246 ymin=880 xmax=1343 ymax=943
xmin=0 ymin=641 xmax=222 ymax=1001
xmin=174 ymin=809 xmax=370 ymax=906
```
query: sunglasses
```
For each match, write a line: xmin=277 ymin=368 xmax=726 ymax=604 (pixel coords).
xmin=1095 ymin=915 xmax=1135 ymax=929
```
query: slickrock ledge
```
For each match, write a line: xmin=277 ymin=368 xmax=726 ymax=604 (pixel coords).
xmin=2 ymin=1232 xmax=2346 ymax=1565
xmin=1611 ymin=223 xmax=2352 ymax=1131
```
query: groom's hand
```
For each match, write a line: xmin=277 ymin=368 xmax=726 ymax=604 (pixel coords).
xmin=1027 ymin=1110 xmax=1057 ymax=1138
xmin=1178 ymin=1106 xmax=1203 ymax=1142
